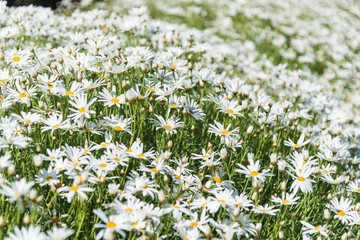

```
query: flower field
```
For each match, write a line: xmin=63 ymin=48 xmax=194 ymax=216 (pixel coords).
xmin=0 ymin=0 xmax=360 ymax=239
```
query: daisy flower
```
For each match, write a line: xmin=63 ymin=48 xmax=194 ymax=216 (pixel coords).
xmin=208 ymin=121 xmax=239 ymax=141
xmin=326 ymin=196 xmax=356 ymax=224
xmin=68 ymin=93 xmax=97 ymax=120
xmin=104 ymin=115 xmax=132 ymax=135
xmin=5 ymin=226 xmax=47 ymax=240
xmin=252 ymin=204 xmax=279 ymax=216
xmin=271 ymin=192 xmax=300 ymax=205
xmin=98 ymin=88 xmax=126 ymax=107
xmin=47 ymin=226 xmax=75 ymax=240
xmin=300 ymin=221 xmax=332 ymax=239
xmin=347 ymin=180 xmax=360 ymax=194
xmin=236 ymin=153 xmax=274 ymax=183
xmin=284 ymin=133 xmax=311 ymax=149
xmin=153 ymin=114 xmax=184 ymax=135
xmin=93 ymin=209 xmax=128 ymax=240
xmin=287 ymin=165 xmax=315 ymax=194
xmin=58 ymin=183 xmax=94 ymax=203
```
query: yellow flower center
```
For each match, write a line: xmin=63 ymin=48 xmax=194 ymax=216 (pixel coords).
xmin=163 ymin=124 xmax=172 ymax=130
xmin=355 ymin=189 xmax=360 ymax=193
xmin=217 ymin=200 xmax=225 ymax=203
xmin=99 ymin=163 xmax=107 ymax=167
xmin=314 ymin=226 xmax=319 ymax=231
xmin=250 ymin=171 xmax=259 ymax=176
xmin=13 ymin=56 xmax=20 ymax=62
xmin=45 ymin=176 xmax=53 ymax=182
xmin=70 ymin=185 xmax=79 ymax=191
xmin=125 ymin=208 xmax=133 ymax=213
xmin=171 ymin=64 xmax=177 ymax=70
xmin=65 ymin=91 xmax=74 ymax=95
xmin=337 ymin=210 xmax=346 ymax=217
xmin=113 ymin=157 xmax=120 ymax=162
xmin=171 ymin=104 xmax=178 ymax=108
xmin=131 ymin=221 xmax=138 ymax=226
xmin=190 ymin=222 xmax=198 ymax=227
xmin=282 ymin=200 xmax=290 ymax=204
xmin=297 ymin=176 xmax=306 ymax=182
xmin=213 ymin=176 xmax=222 ymax=183
xmin=19 ymin=92 xmax=27 ymax=98
xmin=221 ymin=130 xmax=230 ymax=135
xmin=106 ymin=222 xmax=116 ymax=228
xmin=114 ymin=126 xmax=122 ymax=132
xmin=53 ymin=124 xmax=60 ymax=129
xmin=79 ymin=107 xmax=86 ymax=113
xmin=137 ymin=154 xmax=145 ymax=158
xmin=172 ymin=205 xmax=180 ymax=209
xmin=111 ymin=98 xmax=119 ymax=103
xmin=150 ymin=168 xmax=158 ymax=173
xmin=51 ymin=216 xmax=60 ymax=223
xmin=226 ymin=109 xmax=234 ymax=114
xmin=294 ymin=144 xmax=300 ymax=148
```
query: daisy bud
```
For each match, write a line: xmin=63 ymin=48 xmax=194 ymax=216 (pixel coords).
xmin=252 ymin=178 xmax=259 ymax=189
xmin=246 ymin=125 xmax=254 ymax=135
xmin=108 ymin=184 xmax=119 ymax=197
xmin=38 ymin=101 xmax=44 ymax=109
xmin=99 ymin=175 xmax=106 ymax=184
xmin=184 ymin=183 xmax=190 ymax=191
xmin=220 ymin=148 xmax=227 ymax=160
xmin=270 ymin=153 xmax=277 ymax=164
xmin=149 ymin=106 xmax=154 ymax=113
xmin=251 ymin=192 xmax=257 ymax=201
xmin=278 ymin=160 xmax=286 ymax=172
xmin=280 ymin=221 xmax=285 ymax=226
xmin=355 ymin=203 xmax=360 ymax=211
xmin=163 ymin=175 xmax=169 ymax=183
xmin=7 ymin=165 xmax=15 ymax=176
xmin=158 ymin=190 xmax=166 ymax=203
xmin=29 ymin=189 xmax=37 ymax=201
xmin=33 ymin=155 xmax=43 ymax=168
xmin=347 ymin=232 xmax=352 ymax=238
xmin=36 ymin=195 xmax=43 ymax=204
xmin=106 ymin=82 xmax=111 ymax=90
xmin=23 ymin=214 xmax=30 ymax=225
xmin=141 ymin=236 xmax=148 ymax=240
xmin=203 ymin=224 xmax=212 ymax=237
xmin=302 ymin=150 xmax=309 ymax=161
xmin=341 ymin=233 xmax=347 ymax=240
xmin=255 ymin=223 xmax=262 ymax=233
xmin=207 ymin=149 xmax=213 ymax=155
xmin=278 ymin=231 xmax=284 ymax=239
xmin=241 ymin=100 xmax=248 ymax=110
xmin=280 ymin=181 xmax=286 ymax=191
xmin=167 ymin=140 xmax=173 ymax=148
xmin=32 ymin=140 xmax=41 ymax=151
xmin=141 ymin=107 xmax=146 ymax=112
xmin=0 ymin=217 xmax=4 ymax=227
xmin=233 ymin=208 xmax=240 ymax=217
xmin=182 ymin=156 xmax=188 ymax=164
xmin=326 ymin=193 xmax=332 ymax=200
xmin=324 ymin=209 xmax=331 ymax=220
xmin=208 ymin=142 xmax=213 ymax=148
xmin=0 ymin=177 xmax=5 ymax=186
xmin=191 ymin=125 xmax=195 ymax=131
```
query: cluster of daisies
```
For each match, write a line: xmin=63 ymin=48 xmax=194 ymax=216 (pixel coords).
xmin=0 ymin=0 xmax=359 ymax=239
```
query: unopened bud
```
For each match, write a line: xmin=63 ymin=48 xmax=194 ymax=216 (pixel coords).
xmin=23 ymin=214 xmax=30 ymax=225
xmin=255 ymin=223 xmax=262 ymax=233
xmin=233 ymin=208 xmax=240 ymax=217
xmin=279 ymin=231 xmax=284 ymax=239
xmin=29 ymin=189 xmax=37 ymax=201
xmin=220 ymin=148 xmax=227 ymax=160
xmin=7 ymin=165 xmax=15 ymax=176
xmin=280 ymin=181 xmax=286 ymax=191
xmin=158 ymin=190 xmax=166 ymax=203
xmin=246 ymin=125 xmax=254 ymax=135
xmin=167 ymin=140 xmax=173 ymax=148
